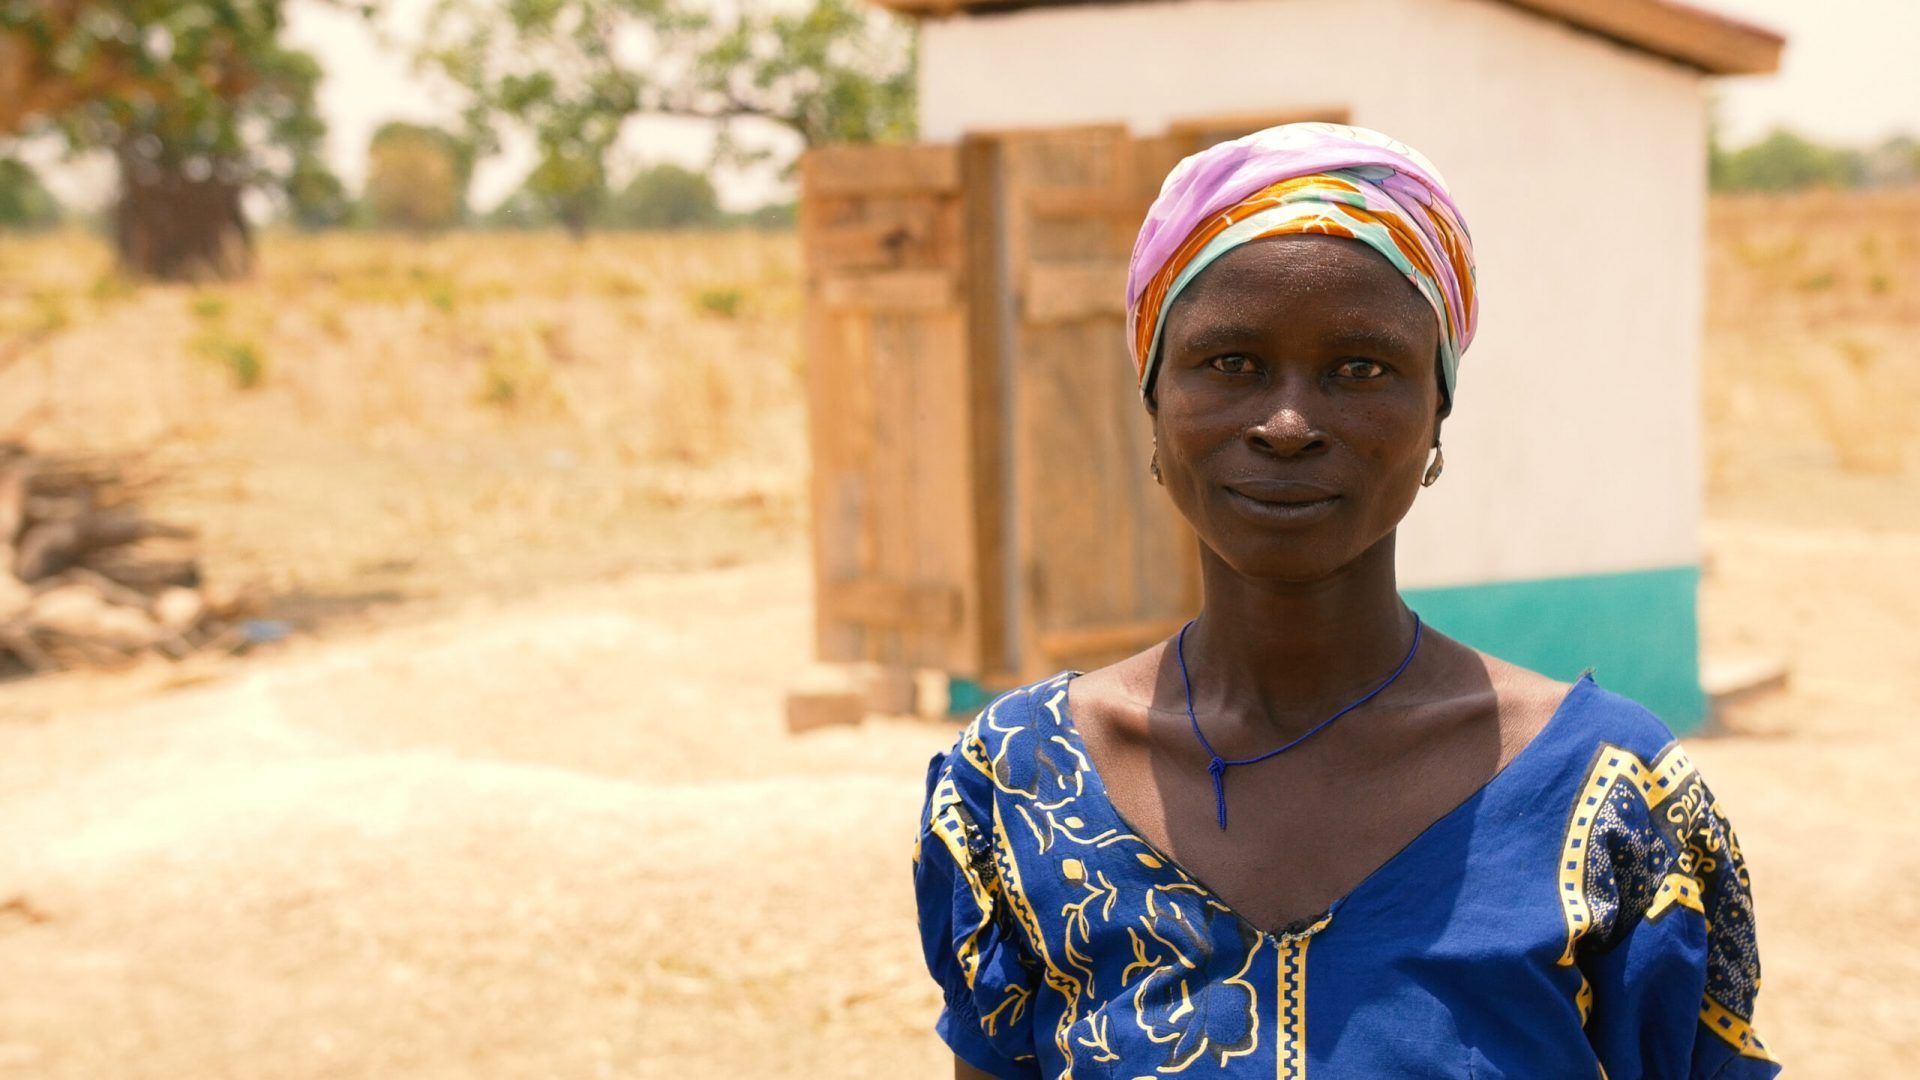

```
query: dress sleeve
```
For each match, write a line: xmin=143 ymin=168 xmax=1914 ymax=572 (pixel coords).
xmin=912 ymin=719 xmax=1044 ymax=1080
xmin=1575 ymin=744 xmax=1780 ymax=1080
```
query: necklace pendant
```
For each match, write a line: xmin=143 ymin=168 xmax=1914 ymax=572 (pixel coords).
xmin=1208 ymin=757 xmax=1229 ymax=830
xmin=1174 ymin=612 xmax=1424 ymax=835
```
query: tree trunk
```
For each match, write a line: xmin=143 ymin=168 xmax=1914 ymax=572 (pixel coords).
xmin=113 ymin=147 xmax=253 ymax=282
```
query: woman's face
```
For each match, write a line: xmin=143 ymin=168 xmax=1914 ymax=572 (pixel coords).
xmin=1150 ymin=233 xmax=1445 ymax=583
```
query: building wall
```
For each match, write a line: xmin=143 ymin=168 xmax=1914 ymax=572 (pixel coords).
xmin=920 ymin=0 xmax=1712 ymax=722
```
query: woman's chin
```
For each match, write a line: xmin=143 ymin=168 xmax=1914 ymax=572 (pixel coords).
xmin=1198 ymin=517 xmax=1395 ymax=585
xmin=1209 ymin=543 xmax=1358 ymax=585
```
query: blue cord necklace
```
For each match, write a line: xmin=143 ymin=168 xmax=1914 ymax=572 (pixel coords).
xmin=1176 ymin=612 xmax=1424 ymax=830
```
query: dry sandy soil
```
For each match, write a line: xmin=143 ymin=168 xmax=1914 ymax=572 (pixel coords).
xmin=1 ymin=202 xmax=1917 ymax=1077
xmin=1 ymin=521 xmax=1914 ymax=1079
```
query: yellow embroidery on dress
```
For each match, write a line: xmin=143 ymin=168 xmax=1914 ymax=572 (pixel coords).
xmin=1275 ymin=915 xmax=1331 ymax=1080
xmin=1700 ymin=996 xmax=1775 ymax=1061
xmin=1559 ymin=742 xmax=1769 ymax=1063
xmin=1647 ymin=871 xmax=1708 ymax=921
xmin=1121 ymin=927 xmax=1157 ymax=987
xmin=1126 ymin=890 xmax=1263 ymax=1074
xmin=981 ymin=983 xmax=1034 ymax=1036
xmin=1061 ymin=868 xmax=1121 ymax=986
xmin=1062 ymin=870 xmax=1120 ymax=959
xmin=992 ymin=736 xmax=1088 ymax=1079
xmin=1074 ymin=1011 xmax=1121 ymax=1064
xmin=927 ymin=771 xmax=997 ymax=989
xmin=1556 ymin=743 xmax=1694 ymax=964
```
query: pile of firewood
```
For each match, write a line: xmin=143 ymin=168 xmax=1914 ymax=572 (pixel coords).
xmin=0 ymin=442 xmax=246 ymax=676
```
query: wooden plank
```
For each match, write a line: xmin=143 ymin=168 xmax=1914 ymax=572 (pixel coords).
xmin=817 ymin=269 xmax=959 ymax=313
xmin=804 ymin=143 xmax=962 ymax=197
xmin=1024 ymin=261 xmax=1127 ymax=323
xmin=1166 ymin=108 xmax=1349 ymax=148
xmin=866 ymin=0 xmax=1783 ymax=75
xmin=1498 ymin=0 xmax=1783 ymax=74
xmin=805 ymin=196 xmax=961 ymax=272
xmin=1024 ymin=187 xmax=1149 ymax=221
xmin=1039 ymin=618 xmax=1189 ymax=663
xmin=786 ymin=674 xmax=864 ymax=733
xmin=962 ymin=133 xmax=1011 ymax=678
xmin=899 ymin=306 xmax=981 ymax=671
xmin=804 ymin=309 xmax=874 ymax=663
xmin=819 ymin=578 xmax=963 ymax=631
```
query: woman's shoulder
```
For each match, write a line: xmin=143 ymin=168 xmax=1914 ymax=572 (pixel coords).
xmin=949 ymin=671 xmax=1080 ymax=747
xmin=1555 ymin=670 xmax=1690 ymax=761
xmin=923 ymin=672 xmax=1081 ymax=802
xmin=1466 ymin=641 xmax=1682 ymax=763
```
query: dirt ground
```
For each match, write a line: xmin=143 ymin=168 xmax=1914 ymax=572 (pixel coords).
xmin=2 ymin=204 xmax=1918 ymax=1077
xmin=3 ymin=501 xmax=1917 ymax=1078
xmin=0 ymin=555 xmax=958 ymax=1079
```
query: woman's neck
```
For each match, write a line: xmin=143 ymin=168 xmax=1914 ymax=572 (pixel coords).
xmin=1183 ymin=532 xmax=1419 ymax=743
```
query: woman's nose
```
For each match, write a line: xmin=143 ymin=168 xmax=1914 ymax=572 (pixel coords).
xmin=1247 ymin=388 xmax=1327 ymax=457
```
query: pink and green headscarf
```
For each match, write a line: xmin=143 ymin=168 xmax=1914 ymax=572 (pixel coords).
xmin=1127 ymin=122 xmax=1479 ymax=406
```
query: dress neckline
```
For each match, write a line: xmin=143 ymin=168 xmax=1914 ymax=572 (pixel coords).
xmin=1051 ymin=668 xmax=1598 ymax=941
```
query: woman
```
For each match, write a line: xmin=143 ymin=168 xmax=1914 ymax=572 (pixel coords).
xmin=912 ymin=123 xmax=1775 ymax=1079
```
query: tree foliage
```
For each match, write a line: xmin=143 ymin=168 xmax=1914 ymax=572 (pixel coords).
xmin=365 ymin=121 xmax=473 ymax=232
xmin=0 ymin=1 xmax=349 ymax=276
xmin=0 ymin=158 xmax=62 ymax=229
xmin=602 ymin=162 xmax=718 ymax=229
xmin=1711 ymin=128 xmax=1866 ymax=193
xmin=420 ymin=0 xmax=914 ymax=234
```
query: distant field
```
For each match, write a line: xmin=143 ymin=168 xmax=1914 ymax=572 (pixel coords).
xmin=1704 ymin=190 xmax=1920 ymax=528
xmin=1 ymin=193 xmax=1915 ymax=621
xmin=0 ymin=229 xmax=809 ymax=628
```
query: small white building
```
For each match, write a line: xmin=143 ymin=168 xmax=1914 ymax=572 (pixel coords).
xmin=874 ymin=0 xmax=1783 ymax=726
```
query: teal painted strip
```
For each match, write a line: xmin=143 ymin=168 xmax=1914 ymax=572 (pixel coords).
xmin=946 ymin=677 xmax=996 ymax=717
xmin=1403 ymin=565 xmax=1705 ymax=732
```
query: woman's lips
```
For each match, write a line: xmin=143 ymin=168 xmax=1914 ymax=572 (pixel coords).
xmin=1223 ymin=483 xmax=1342 ymax=525
xmin=1225 ymin=478 xmax=1341 ymax=503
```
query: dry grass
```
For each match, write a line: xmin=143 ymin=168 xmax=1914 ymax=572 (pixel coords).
xmin=0 ymin=229 xmax=807 ymax=627
xmin=1705 ymin=190 xmax=1920 ymax=527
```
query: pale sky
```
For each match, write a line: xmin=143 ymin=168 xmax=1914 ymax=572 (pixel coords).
xmin=26 ymin=0 xmax=1920 ymax=213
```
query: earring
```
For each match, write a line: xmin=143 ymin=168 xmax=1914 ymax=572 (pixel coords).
xmin=1150 ymin=444 xmax=1162 ymax=485
xmin=1421 ymin=442 xmax=1445 ymax=487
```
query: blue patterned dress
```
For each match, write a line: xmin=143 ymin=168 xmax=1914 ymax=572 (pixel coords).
xmin=912 ymin=670 xmax=1777 ymax=1079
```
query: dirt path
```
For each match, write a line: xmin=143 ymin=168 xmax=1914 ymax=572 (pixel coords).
xmin=0 ymin=557 xmax=954 ymax=1079
xmin=1 ymin=516 xmax=1916 ymax=1077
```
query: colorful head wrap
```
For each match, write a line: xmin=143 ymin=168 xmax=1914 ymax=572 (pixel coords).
xmin=1127 ymin=122 xmax=1478 ymax=406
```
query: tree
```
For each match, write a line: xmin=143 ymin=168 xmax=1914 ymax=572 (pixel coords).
xmin=365 ymin=121 xmax=472 ymax=232
xmin=0 ymin=2 xmax=349 ymax=279
xmin=603 ymin=162 xmax=719 ymax=229
xmin=0 ymin=158 xmax=62 ymax=229
xmin=1862 ymin=135 xmax=1920 ymax=189
xmin=480 ymin=185 xmax=556 ymax=229
xmin=420 ymin=0 xmax=914 ymax=237
xmin=1713 ymin=128 xmax=1867 ymax=193
xmin=284 ymin=157 xmax=354 ymax=230
xmin=732 ymin=200 xmax=794 ymax=230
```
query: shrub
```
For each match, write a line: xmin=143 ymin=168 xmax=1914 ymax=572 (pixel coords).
xmin=692 ymin=286 xmax=747 ymax=319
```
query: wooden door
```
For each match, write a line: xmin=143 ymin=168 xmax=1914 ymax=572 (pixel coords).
xmin=993 ymin=126 xmax=1203 ymax=679
xmin=798 ymin=144 xmax=984 ymax=672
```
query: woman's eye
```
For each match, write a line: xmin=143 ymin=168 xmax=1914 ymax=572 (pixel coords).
xmin=1337 ymin=359 xmax=1386 ymax=379
xmin=1209 ymin=355 xmax=1256 ymax=375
